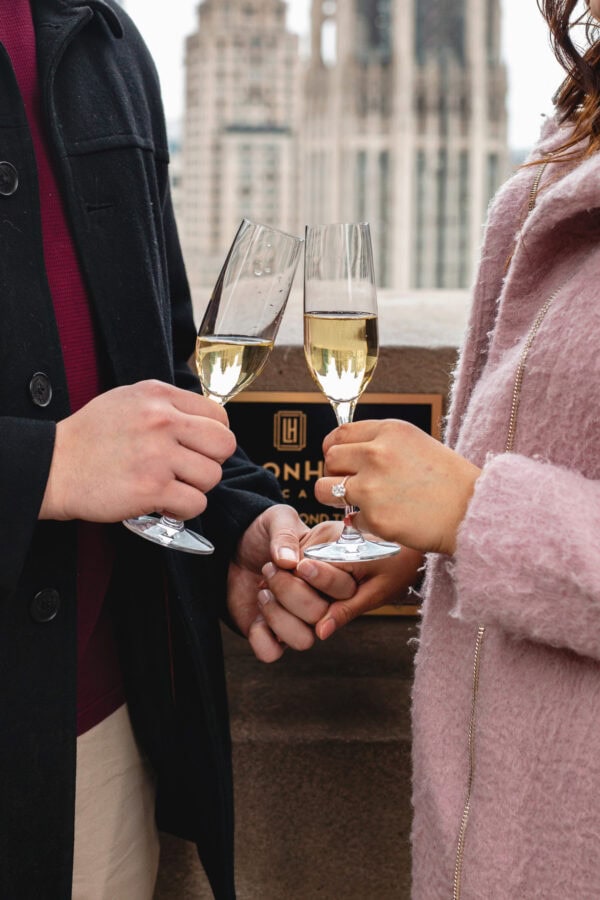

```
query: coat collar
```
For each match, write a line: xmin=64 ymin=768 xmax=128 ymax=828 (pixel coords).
xmin=445 ymin=117 xmax=600 ymax=447
xmin=523 ymin=116 xmax=600 ymax=233
xmin=31 ymin=0 xmax=123 ymax=125
xmin=34 ymin=0 xmax=123 ymax=39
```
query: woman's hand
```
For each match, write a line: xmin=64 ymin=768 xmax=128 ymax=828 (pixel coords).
xmin=301 ymin=523 xmax=425 ymax=639
xmin=314 ymin=419 xmax=481 ymax=556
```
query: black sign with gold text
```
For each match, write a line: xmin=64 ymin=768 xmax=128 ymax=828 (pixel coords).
xmin=229 ymin=392 xmax=443 ymax=527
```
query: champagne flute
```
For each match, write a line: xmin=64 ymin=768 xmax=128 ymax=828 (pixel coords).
xmin=303 ymin=222 xmax=400 ymax=562
xmin=124 ymin=218 xmax=303 ymax=554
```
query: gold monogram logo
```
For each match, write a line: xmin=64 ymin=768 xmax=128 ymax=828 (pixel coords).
xmin=273 ymin=410 xmax=307 ymax=452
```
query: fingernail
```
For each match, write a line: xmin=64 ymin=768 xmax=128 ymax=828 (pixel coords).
xmin=319 ymin=618 xmax=336 ymax=640
xmin=297 ymin=559 xmax=318 ymax=581
xmin=262 ymin=562 xmax=277 ymax=579
xmin=258 ymin=589 xmax=274 ymax=608
xmin=253 ymin=614 xmax=266 ymax=625
xmin=278 ymin=546 xmax=298 ymax=564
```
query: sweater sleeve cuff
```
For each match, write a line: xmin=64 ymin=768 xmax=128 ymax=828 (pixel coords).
xmin=451 ymin=452 xmax=600 ymax=659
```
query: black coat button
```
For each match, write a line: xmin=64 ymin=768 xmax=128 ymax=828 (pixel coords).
xmin=0 ymin=161 xmax=18 ymax=196
xmin=30 ymin=589 xmax=61 ymax=623
xmin=29 ymin=372 xmax=53 ymax=408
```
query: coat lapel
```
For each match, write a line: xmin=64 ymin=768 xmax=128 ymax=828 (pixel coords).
xmin=32 ymin=0 xmax=178 ymax=388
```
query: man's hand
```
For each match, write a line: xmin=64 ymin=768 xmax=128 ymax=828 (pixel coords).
xmin=227 ymin=506 xmax=358 ymax=663
xmin=40 ymin=380 xmax=237 ymax=523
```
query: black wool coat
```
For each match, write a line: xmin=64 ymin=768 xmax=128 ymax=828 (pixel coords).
xmin=0 ymin=1 xmax=281 ymax=897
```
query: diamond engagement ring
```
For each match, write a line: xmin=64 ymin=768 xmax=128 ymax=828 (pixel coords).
xmin=331 ymin=475 xmax=350 ymax=500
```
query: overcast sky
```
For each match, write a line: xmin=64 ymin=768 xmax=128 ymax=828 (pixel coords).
xmin=123 ymin=0 xmax=565 ymax=152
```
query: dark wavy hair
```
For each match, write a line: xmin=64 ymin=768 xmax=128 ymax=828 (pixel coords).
xmin=539 ymin=0 xmax=600 ymax=159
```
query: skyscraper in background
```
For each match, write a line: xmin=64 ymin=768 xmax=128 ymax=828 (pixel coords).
xmin=181 ymin=0 xmax=302 ymax=293
xmin=182 ymin=0 xmax=509 ymax=293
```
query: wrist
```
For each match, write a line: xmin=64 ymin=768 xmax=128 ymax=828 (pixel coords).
xmin=444 ymin=462 xmax=481 ymax=556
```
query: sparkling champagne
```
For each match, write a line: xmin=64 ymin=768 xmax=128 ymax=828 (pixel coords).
xmin=304 ymin=312 xmax=378 ymax=404
xmin=195 ymin=334 xmax=273 ymax=404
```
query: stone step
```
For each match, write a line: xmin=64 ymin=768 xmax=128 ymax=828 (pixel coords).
xmin=155 ymin=618 xmax=416 ymax=899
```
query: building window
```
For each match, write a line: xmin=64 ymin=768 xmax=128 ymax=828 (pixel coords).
xmin=355 ymin=0 xmax=392 ymax=63
xmin=414 ymin=149 xmax=426 ymax=288
xmin=487 ymin=152 xmax=499 ymax=206
xmin=415 ymin=0 xmax=466 ymax=67
xmin=356 ymin=150 xmax=367 ymax=221
xmin=486 ymin=0 xmax=498 ymax=65
xmin=436 ymin=147 xmax=448 ymax=288
xmin=378 ymin=150 xmax=390 ymax=287
xmin=458 ymin=150 xmax=470 ymax=288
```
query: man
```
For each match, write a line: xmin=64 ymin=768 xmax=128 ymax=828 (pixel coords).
xmin=0 ymin=1 xmax=357 ymax=897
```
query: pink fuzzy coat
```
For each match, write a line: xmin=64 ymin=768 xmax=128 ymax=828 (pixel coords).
xmin=412 ymin=118 xmax=600 ymax=899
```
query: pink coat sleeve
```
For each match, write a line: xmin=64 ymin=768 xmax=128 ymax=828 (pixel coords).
xmin=452 ymin=452 xmax=600 ymax=661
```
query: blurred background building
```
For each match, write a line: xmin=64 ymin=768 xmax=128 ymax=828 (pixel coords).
xmin=181 ymin=0 xmax=302 ymax=290
xmin=180 ymin=0 xmax=509 ymax=296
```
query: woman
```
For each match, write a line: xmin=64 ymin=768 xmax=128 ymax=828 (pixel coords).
xmin=312 ymin=1 xmax=600 ymax=896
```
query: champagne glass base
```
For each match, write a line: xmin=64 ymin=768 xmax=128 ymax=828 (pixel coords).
xmin=304 ymin=536 xmax=400 ymax=563
xmin=123 ymin=515 xmax=215 ymax=555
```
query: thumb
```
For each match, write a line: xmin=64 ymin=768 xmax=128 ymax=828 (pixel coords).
xmin=315 ymin=581 xmax=388 ymax=640
xmin=315 ymin=597 xmax=360 ymax=640
xmin=266 ymin=504 xmax=309 ymax=569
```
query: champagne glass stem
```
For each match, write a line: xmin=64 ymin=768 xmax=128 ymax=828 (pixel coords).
xmin=331 ymin=399 xmax=364 ymax=550
xmin=159 ymin=516 xmax=186 ymax=535
xmin=333 ymin=400 xmax=356 ymax=426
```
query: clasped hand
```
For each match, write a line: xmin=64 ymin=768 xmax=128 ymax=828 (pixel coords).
xmin=228 ymin=506 xmax=424 ymax=661
xmin=230 ymin=419 xmax=481 ymax=663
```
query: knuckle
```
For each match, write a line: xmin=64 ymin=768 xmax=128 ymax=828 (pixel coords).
xmin=249 ymin=626 xmax=284 ymax=664
xmin=364 ymin=442 xmax=379 ymax=464
xmin=327 ymin=571 xmax=357 ymax=601
xmin=189 ymin=493 xmax=209 ymax=517
xmin=198 ymin=395 xmax=230 ymax=427
xmin=248 ymin=619 xmax=265 ymax=639
xmin=222 ymin=429 xmax=237 ymax=458
xmin=290 ymin=630 xmax=315 ymax=652
xmin=263 ymin=645 xmax=285 ymax=664
xmin=360 ymin=471 xmax=376 ymax=495
xmin=136 ymin=453 xmax=170 ymax=491
xmin=139 ymin=378 xmax=168 ymax=399
xmin=176 ymin=494 xmax=208 ymax=521
xmin=144 ymin=401 xmax=176 ymax=432
xmin=325 ymin=444 xmax=343 ymax=471
xmin=203 ymin=422 xmax=236 ymax=463
xmin=215 ymin=403 xmax=231 ymax=428
xmin=201 ymin=460 xmax=223 ymax=491
xmin=294 ymin=594 xmax=326 ymax=626
xmin=335 ymin=602 xmax=356 ymax=628
xmin=276 ymin=527 xmax=298 ymax=545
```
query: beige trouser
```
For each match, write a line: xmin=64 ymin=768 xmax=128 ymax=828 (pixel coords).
xmin=72 ymin=704 xmax=160 ymax=900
